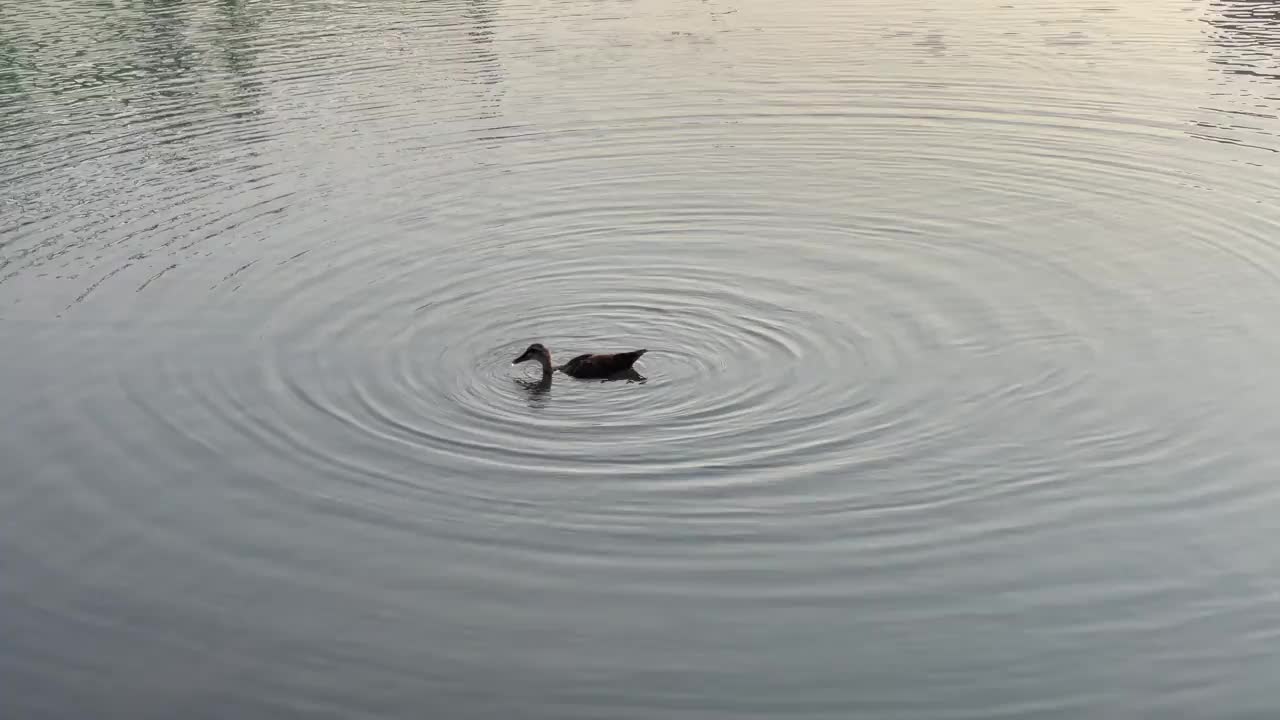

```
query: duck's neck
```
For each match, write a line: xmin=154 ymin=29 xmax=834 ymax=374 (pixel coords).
xmin=536 ymin=353 xmax=554 ymax=379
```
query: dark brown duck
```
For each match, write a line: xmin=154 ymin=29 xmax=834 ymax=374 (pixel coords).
xmin=512 ymin=343 xmax=646 ymax=380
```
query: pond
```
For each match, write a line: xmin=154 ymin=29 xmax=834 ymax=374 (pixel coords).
xmin=3 ymin=1 xmax=1280 ymax=717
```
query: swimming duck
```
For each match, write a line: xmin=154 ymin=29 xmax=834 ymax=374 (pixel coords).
xmin=512 ymin=343 xmax=647 ymax=380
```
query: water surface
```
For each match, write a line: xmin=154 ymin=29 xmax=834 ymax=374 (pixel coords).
xmin=4 ymin=1 xmax=1280 ymax=717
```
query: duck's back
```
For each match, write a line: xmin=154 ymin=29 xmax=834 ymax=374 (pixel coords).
xmin=561 ymin=349 xmax=646 ymax=378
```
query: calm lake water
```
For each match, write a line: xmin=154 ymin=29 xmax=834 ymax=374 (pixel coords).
xmin=4 ymin=0 xmax=1280 ymax=717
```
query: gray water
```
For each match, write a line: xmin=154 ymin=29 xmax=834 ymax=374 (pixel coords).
xmin=4 ymin=0 xmax=1280 ymax=717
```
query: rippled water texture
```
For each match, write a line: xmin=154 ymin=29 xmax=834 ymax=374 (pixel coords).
xmin=5 ymin=1 xmax=1280 ymax=717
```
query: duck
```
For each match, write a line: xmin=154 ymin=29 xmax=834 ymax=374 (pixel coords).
xmin=512 ymin=343 xmax=647 ymax=380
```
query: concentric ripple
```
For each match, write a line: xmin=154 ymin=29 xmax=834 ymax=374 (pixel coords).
xmin=7 ymin=1 xmax=1280 ymax=718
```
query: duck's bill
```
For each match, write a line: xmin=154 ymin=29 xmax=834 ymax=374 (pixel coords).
xmin=512 ymin=352 xmax=531 ymax=364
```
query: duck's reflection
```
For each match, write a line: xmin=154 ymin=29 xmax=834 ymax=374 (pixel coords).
xmin=515 ymin=376 xmax=552 ymax=406
xmin=514 ymin=368 xmax=647 ymax=405
xmin=603 ymin=368 xmax=647 ymax=384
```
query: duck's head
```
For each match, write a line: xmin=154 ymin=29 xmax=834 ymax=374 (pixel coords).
xmin=512 ymin=343 xmax=550 ymax=366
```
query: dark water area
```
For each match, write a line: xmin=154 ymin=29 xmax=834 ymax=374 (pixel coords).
xmin=4 ymin=1 xmax=1280 ymax=717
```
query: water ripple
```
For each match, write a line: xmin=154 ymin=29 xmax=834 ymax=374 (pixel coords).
xmin=7 ymin=0 xmax=1280 ymax=718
